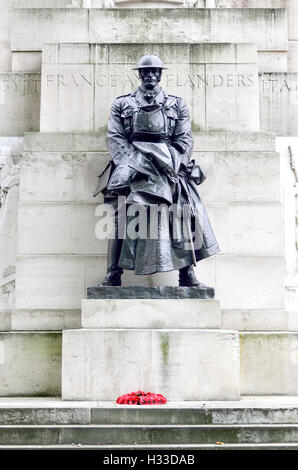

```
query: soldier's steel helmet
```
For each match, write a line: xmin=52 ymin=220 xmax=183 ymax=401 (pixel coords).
xmin=132 ymin=54 xmax=168 ymax=70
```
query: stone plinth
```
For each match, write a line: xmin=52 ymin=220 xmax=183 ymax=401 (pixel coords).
xmin=82 ymin=297 xmax=220 ymax=328
xmin=62 ymin=297 xmax=240 ymax=400
xmin=87 ymin=285 xmax=215 ymax=299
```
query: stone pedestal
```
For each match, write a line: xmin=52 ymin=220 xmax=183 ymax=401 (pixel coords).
xmin=62 ymin=295 xmax=240 ymax=401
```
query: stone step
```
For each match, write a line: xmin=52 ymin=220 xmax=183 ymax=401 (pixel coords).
xmin=1 ymin=444 xmax=298 ymax=450
xmin=0 ymin=423 xmax=298 ymax=445
xmin=2 ymin=404 xmax=298 ymax=425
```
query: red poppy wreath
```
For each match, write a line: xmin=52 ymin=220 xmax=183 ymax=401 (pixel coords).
xmin=116 ymin=391 xmax=167 ymax=405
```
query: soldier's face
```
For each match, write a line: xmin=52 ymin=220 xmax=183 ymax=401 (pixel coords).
xmin=139 ymin=68 xmax=162 ymax=89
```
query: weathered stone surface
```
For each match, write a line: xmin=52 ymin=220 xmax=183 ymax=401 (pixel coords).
xmin=221 ymin=309 xmax=289 ymax=331
xmin=19 ymin=149 xmax=280 ymax=204
xmin=11 ymin=309 xmax=81 ymax=330
xmin=17 ymin=202 xmax=107 ymax=255
xmin=15 ymin=255 xmax=86 ymax=310
xmin=240 ymin=332 xmax=298 ymax=395
xmin=62 ymin=328 xmax=240 ymax=400
xmin=12 ymin=8 xmax=287 ymax=51
xmin=23 ymin=131 xmax=276 ymax=152
xmin=288 ymin=42 xmax=298 ymax=73
xmin=12 ymin=52 xmax=41 ymax=72
xmin=260 ymin=73 xmax=298 ymax=136
xmin=82 ymin=298 xmax=220 ymax=328
xmin=0 ymin=332 xmax=61 ymax=396
xmin=40 ymin=42 xmax=259 ymax=133
xmin=207 ymin=202 xmax=283 ymax=254
xmin=216 ymin=255 xmax=285 ymax=310
xmin=0 ymin=73 xmax=40 ymax=136
xmin=87 ymin=285 xmax=215 ymax=299
xmin=19 ymin=151 xmax=107 ymax=203
xmin=2 ymin=396 xmax=298 ymax=425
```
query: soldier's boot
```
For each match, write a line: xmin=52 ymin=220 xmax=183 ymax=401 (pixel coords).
xmin=96 ymin=237 xmax=123 ymax=287
xmin=178 ymin=265 xmax=201 ymax=287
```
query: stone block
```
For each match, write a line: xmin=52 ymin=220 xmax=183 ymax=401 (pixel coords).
xmin=11 ymin=8 xmax=287 ymax=72
xmin=205 ymin=152 xmax=280 ymax=202
xmin=221 ymin=309 xmax=289 ymax=331
xmin=0 ymin=73 xmax=40 ymax=136
xmin=240 ymin=332 xmax=298 ymax=395
xmin=260 ymin=73 xmax=298 ymax=136
xmin=0 ymin=137 xmax=23 ymax=156
xmin=0 ymin=43 xmax=11 ymax=73
xmin=0 ymin=332 xmax=61 ymax=396
xmin=22 ymin=131 xmax=277 ymax=153
xmin=17 ymin=201 xmax=282 ymax=257
xmin=40 ymin=43 xmax=259 ymax=133
xmin=15 ymin=255 xmax=86 ymax=309
xmin=12 ymin=8 xmax=89 ymax=51
xmin=0 ymin=187 xmax=19 ymax=278
xmin=288 ymin=41 xmax=298 ymax=73
xmin=19 ymin=151 xmax=108 ymax=203
xmin=12 ymin=52 xmax=42 ymax=72
xmin=17 ymin=202 xmax=107 ymax=255
xmin=11 ymin=309 xmax=81 ymax=330
xmin=41 ymin=63 xmax=95 ymax=132
xmin=288 ymin=0 xmax=298 ymax=40
xmin=257 ymin=51 xmax=287 ymax=74
xmin=205 ymin=0 xmax=287 ymax=7
xmin=216 ymin=255 xmax=286 ymax=310
xmin=81 ymin=298 xmax=220 ymax=328
xmin=62 ymin=328 xmax=240 ymax=400
xmin=204 ymin=63 xmax=259 ymax=132
xmin=207 ymin=202 xmax=283 ymax=254
xmin=12 ymin=0 xmax=72 ymax=6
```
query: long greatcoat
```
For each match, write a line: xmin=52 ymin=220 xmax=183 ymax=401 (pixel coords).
xmin=95 ymin=87 xmax=219 ymax=275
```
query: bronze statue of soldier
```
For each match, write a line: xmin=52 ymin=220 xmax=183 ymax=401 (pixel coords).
xmin=94 ymin=54 xmax=219 ymax=287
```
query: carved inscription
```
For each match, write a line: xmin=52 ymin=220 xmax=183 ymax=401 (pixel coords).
xmin=45 ymin=73 xmax=256 ymax=89
xmin=260 ymin=75 xmax=298 ymax=93
xmin=0 ymin=75 xmax=41 ymax=95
